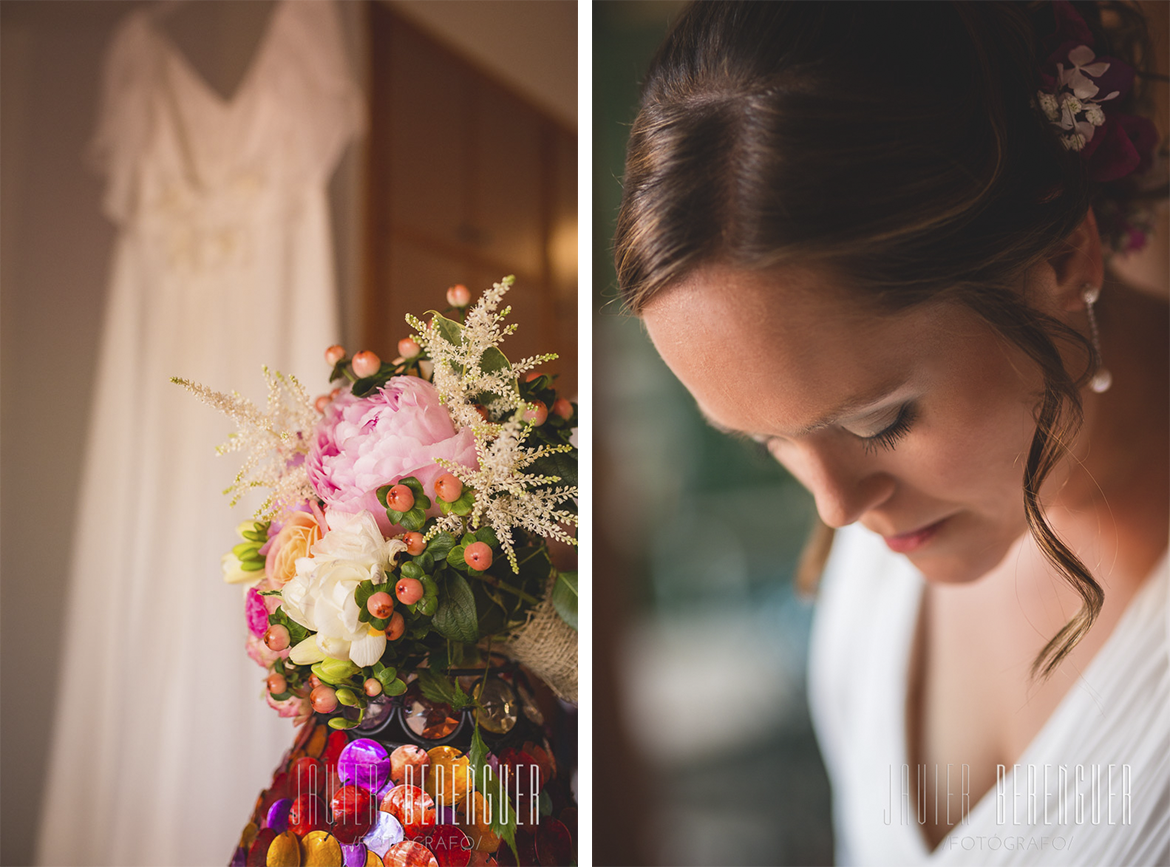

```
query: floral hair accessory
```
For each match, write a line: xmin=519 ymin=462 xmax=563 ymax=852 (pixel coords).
xmin=1036 ymin=0 xmax=1158 ymax=183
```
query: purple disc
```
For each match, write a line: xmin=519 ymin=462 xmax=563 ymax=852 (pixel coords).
xmin=230 ymin=845 xmax=246 ymax=867
xmin=377 ymin=776 xmax=397 ymax=800
xmin=362 ymin=810 xmax=405 ymax=857
xmin=437 ymin=805 xmax=457 ymax=825
xmin=341 ymin=841 xmax=369 ymax=867
xmin=265 ymin=798 xmax=292 ymax=834
xmin=337 ymin=738 xmax=390 ymax=793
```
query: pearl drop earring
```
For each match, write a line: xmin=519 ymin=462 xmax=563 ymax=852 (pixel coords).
xmin=1081 ymin=283 xmax=1112 ymax=393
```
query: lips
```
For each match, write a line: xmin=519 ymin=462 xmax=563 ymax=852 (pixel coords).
xmin=883 ymin=517 xmax=949 ymax=554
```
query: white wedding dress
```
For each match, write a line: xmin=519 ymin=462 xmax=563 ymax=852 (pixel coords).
xmin=809 ymin=525 xmax=1169 ymax=866
xmin=36 ymin=2 xmax=363 ymax=864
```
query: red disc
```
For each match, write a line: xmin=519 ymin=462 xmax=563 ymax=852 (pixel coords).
xmin=287 ymin=793 xmax=326 ymax=837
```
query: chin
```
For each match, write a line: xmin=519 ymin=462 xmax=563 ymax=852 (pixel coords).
xmin=905 ymin=537 xmax=1016 ymax=585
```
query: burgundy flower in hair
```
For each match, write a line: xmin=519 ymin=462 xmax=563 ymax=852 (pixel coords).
xmin=1036 ymin=0 xmax=1157 ymax=183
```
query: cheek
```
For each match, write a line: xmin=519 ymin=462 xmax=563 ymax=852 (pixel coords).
xmin=910 ymin=372 xmax=1038 ymax=505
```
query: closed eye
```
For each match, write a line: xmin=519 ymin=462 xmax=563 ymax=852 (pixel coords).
xmin=858 ymin=403 xmax=916 ymax=454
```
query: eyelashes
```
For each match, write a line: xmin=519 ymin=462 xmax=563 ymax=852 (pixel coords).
xmin=859 ymin=403 xmax=917 ymax=454
xmin=718 ymin=401 xmax=919 ymax=457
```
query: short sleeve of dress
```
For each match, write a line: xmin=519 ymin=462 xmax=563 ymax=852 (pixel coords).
xmin=277 ymin=0 xmax=366 ymax=182
xmin=87 ymin=12 xmax=158 ymax=225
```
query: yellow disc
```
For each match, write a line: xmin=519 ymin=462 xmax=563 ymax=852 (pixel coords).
xmin=267 ymin=830 xmax=302 ymax=867
xmin=425 ymin=746 xmax=471 ymax=806
xmin=458 ymin=791 xmax=500 ymax=853
xmin=364 ymin=850 xmax=382 ymax=867
xmin=305 ymin=724 xmax=329 ymax=758
xmin=239 ymin=822 xmax=259 ymax=850
xmin=300 ymin=830 xmax=343 ymax=867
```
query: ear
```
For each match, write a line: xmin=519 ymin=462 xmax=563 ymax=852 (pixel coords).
xmin=1041 ymin=208 xmax=1105 ymax=313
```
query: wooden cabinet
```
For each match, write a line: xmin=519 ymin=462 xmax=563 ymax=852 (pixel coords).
xmin=363 ymin=3 xmax=577 ymax=394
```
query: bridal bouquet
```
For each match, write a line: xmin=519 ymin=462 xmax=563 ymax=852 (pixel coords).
xmin=178 ymin=279 xmax=578 ymax=861
xmin=176 ymin=277 xmax=578 ymax=733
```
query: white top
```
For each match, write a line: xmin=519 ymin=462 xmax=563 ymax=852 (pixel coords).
xmin=37 ymin=3 xmax=362 ymax=865
xmin=809 ymin=525 xmax=1170 ymax=867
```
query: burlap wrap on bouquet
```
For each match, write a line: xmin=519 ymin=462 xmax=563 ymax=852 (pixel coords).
xmin=501 ymin=584 xmax=577 ymax=704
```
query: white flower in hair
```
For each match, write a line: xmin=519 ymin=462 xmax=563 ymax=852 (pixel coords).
xmin=1057 ymin=45 xmax=1117 ymax=101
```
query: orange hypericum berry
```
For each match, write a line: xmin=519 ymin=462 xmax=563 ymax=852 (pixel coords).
xmin=434 ymin=473 xmax=464 ymax=503
xmin=387 ymin=484 xmax=415 ymax=512
xmin=352 ymin=350 xmax=381 ymax=378
xmin=464 ymin=542 xmax=493 ymax=571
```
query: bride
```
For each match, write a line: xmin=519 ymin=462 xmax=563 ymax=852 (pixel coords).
xmin=614 ymin=2 xmax=1167 ymax=864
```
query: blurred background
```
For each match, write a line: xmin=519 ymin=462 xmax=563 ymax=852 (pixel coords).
xmin=592 ymin=3 xmax=833 ymax=865
xmin=1 ymin=2 xmax=574 ymax=864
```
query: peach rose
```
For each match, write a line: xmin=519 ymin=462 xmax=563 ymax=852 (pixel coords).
xmin=265 ymin=512 xmax=322 ymax=587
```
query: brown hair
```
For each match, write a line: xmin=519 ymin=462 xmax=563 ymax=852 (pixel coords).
xmin=615 ymin=2 xmax=1157 ymax=678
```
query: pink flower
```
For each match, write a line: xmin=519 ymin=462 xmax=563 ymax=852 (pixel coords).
xmin=245 ymin=632 xmax=288 ymax=668
xmin=267 ymin=691 xmax=312 ymax=725
xmin=245 ymin=587 xmax=270 ymax=638
xmin=307 ymin=378 xmax=477 ymax=529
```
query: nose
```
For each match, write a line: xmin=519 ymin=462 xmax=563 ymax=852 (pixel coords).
xmin=777 ymin=440 xmax=895 ymax=529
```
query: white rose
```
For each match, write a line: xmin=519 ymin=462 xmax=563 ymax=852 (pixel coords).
xmin=278 ymin=509 xmax=408 ymax=669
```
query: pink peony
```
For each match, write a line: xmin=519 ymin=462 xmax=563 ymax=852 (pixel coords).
xmin=307 ymin=378 xmax=476 ymax=529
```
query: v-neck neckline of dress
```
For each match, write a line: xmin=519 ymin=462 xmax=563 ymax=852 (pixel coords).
xmin=148 ymin=0 xmax=285 ymax=114
xmin=896 ymin=547 xmax=1168 ymax=860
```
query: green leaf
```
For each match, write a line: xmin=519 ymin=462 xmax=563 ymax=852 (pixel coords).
xmin=335 ymin=688 xmax=361 ymax=707
xmin=328 ymin=717 xmax=359 ymax=730
xmin=447 ymin=544 xmax=469 ymax=572
xmin=258 ymin=589 xmax=282 ymax=597
xmin=432 ymin=573 xmax=478 ymax=643
xmin=239 ymin=560 xmax=266 ymax=572
xmin=416 ymin=595 xmax=438 ymax=617
xmin=428 ymin=312 xmax=464 ymax=348
xmin=351 ymin=375 xmax=381 ymax=398
xmin=469 ymin=725 xmax=517 ymax=851
xmin=384 ymin=678 xmax=407 ymax=696
xmin=551 ymin=571 xmax=578 ymax=630
xmin=416 ymin=669 xmax=456 ymax=705
xmin=401 ymin=561 xmax=424 ymax=580
xmin=480 ymin=345 xmax=512 ymax=374
xmin=474 ymin=526 xmax=500 ymax=549
xmin=413 ymin=551 xmax=436 ymax=573
xmin=374 ymin=666 xmax=399 ymax=692
xmin=427 ymin=533 xmax=456 ymax=562
xmin=526 ymin=448 xmax=578 ymax=488
xmin=354 ymin=579 xmax=377 ymax=609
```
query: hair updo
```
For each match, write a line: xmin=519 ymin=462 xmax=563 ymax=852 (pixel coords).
xmin=615 ymin=1 xmax=1161 ymax=677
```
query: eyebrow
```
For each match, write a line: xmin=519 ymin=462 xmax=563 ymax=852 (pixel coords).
xmin=698 ymin=380 xmax=907 ymax=440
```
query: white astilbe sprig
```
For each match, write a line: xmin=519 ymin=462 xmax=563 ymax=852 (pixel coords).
xmin=171 ymin=367 xmax=317 ymax=518
xmin=406 ymin=275 xmax=558 ymax=431
xmin=435 ymin=417 xmax=578 ymax=571
xmin=404 ymin=276 xmax=578 ymax=571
